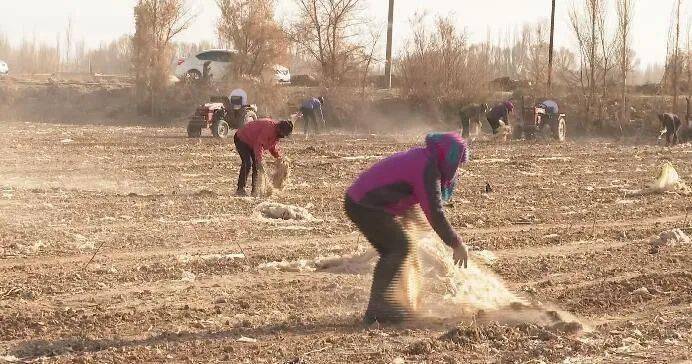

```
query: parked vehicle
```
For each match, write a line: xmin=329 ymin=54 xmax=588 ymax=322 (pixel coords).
xmin=272 ymin=64 xmax=291 ymax=84
xmin=513 ymin=97 xmax=566 ymax=142
xmin=175 ymin=49 xmax=290 ymax=84
xmin=187 ymin=88 xmax=258 ymax=138
xmin=175 ymin=49 xmax=234 ymax=81
xmin=0 ymin=60 xmax=8 ymax=75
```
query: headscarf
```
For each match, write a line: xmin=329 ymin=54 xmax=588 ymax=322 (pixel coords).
xmin=425 ymin=132 xmax=469 ymax=202
xmin=504 ymin=100 xmax=514 ymax=112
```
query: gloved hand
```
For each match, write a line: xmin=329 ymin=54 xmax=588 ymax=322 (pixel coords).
xmin=453 ymin=243 xmax=468 ymax=268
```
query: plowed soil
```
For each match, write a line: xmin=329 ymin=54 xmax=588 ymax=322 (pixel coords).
xmin=1 ymin=121 xmax=690 ymax=363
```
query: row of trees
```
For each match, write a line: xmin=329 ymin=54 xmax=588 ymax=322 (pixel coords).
xmin=1 ymin=0 xmax=689 ymax=122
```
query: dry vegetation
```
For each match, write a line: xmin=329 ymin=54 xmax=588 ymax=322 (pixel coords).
xmin=0 ymin=0 xmax=690 ymax=133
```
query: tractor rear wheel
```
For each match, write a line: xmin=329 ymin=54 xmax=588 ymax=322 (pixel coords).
xmin=187 ymin=124 xmax=202 ymax=138
xmin=212 ymin=119 xmax=230 ymax=138
xmin=552 ymin=117 xmax=566 ymax=142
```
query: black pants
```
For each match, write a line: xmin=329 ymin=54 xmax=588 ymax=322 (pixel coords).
xmin=234 ymin=134 xmax=257 ymax=192
xmin=344 ymin=196 xmax=419 ymax=324
xmin=301 ymin=107 xmax=318 ymax=135
xmin=664 ymin=119 xmax=682 ymax=145
xmin=487 ymin=117 xmax=503 ymax=134
xmin=460 ymin=113 xmax=471 ymax=138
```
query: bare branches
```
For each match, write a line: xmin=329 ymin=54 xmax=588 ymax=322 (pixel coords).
xmin=398 ymin=13 xmax=490 ymax=115
xmin=287 ymin=0 xmax=369 ymax=83
xmin=132 ymin=0 xmax=193 ymax=116
xmin=216 ymin=0 xmax=287 ymax=78
xmin=616 ymin=0 xmax=635 ymax=124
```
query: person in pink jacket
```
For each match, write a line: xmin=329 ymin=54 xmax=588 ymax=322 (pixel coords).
xmin=345 ymin=132 xmax=469 ymax=324
xmin=234 ymin=118 xmax=293 ymax=196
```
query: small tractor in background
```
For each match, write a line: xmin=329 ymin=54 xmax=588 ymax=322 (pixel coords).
xmin=187 ymin=88 xmax=258 ymax=138
xmin=513 ymin=96 xmax=567 ymax=142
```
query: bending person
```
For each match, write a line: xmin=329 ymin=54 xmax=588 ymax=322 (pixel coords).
xmin=234 ymin=119 xmax=293 ymax=196
xmin=344 ymin=132 xmax=469 ymax=325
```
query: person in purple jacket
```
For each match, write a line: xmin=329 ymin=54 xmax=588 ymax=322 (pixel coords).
xmin=299 ymin=96 xmax=325 ymax=135
xmin=344 ymin=132 xmax=469 ymax=324
xmin=486 ymin=100 xmax=514 ymax=134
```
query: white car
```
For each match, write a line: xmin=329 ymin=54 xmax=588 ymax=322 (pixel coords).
xmin=272 ymin=64 xmax=291 ymax=84
xmin=0 ymin=60 xmax=8 ymax=75
xmin=175 ymin=49 xmax=235 ymax=81
xmin=175 ymin=49 xmax=290 ymax=83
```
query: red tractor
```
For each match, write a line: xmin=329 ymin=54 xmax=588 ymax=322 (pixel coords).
xmin=514 ymin=97 xmax=566 ymax=142
xmin=187 ymin=90 xmax=258 ymax=138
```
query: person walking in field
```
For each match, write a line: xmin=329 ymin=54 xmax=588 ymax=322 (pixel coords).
xmin=299 ymin=96 xmax=325 ymax=135
xmin=344 ymin=132 xmax=469 ymax=325
xmin=658 ymin=113 xmax=682 ymax=146
xmin=486 ymin=100 xmax=514 ymax=134
xmin=234 ymin=118 xmax=293 ymax=196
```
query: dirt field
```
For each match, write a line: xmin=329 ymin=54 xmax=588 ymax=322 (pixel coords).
xmin=0 ymin=121 xmax=690 ymax=363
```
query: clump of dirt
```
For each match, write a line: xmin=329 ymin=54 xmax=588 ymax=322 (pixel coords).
xmin=255 ymin=202 xmax=315 ymax=221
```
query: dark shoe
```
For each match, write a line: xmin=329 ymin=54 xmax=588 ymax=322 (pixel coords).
xmin=363 ymin=314 xmax=378 ymax=326
xmin=235 ymin=189 xmax=247 ymax=197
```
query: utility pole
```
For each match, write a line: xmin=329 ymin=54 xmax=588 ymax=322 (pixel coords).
xmin=547 ymin=0 xmax=556 ymax=94
xmin=384 ymin=0 xmax=394 ymax=89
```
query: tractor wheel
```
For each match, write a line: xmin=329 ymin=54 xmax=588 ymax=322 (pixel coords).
xmin=552 ymin=117 xmax=566 ymax=142
xmin=187 ymin=124 xmax=202 ymax=138
xmin=186 ymin=70 xmax=202 ymax=82
xmin=212 ymin=119 xmax=230 ymax=138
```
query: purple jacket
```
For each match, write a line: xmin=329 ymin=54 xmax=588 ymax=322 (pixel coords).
xmin=347 ymin=137 xmax=466 ymax=248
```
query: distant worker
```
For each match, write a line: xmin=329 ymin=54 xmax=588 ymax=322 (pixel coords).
xmin=345 ymin=132 xmax=469 ymax=325
xmin=537 ymin=99 xmax=559 ymax=115
xmin=234 ymin=118 xmax=293 ymax=196
xmin=486 ymin=100 xmax=514 ymax=134
xmin=658 ymin=113 xmax=682 ymax=146
xmin=300 ymin=96 xmax=325 ymax=136
xmin=458 ymin=103 xmax=488 ymax=138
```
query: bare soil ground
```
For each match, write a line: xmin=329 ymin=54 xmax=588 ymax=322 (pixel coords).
xmin=0 ymin=121 xmax=690 ymax=363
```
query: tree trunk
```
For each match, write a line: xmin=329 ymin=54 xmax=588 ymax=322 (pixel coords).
xmin=673 ymin=0 xmax=681 ymax=114
xmin=589 ymin=0 xmax=597 ymax=131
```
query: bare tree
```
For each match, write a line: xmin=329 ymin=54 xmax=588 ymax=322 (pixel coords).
xmin=132 ymin=0 xmax=193 ymax=116
xmin=672 ymin=0 xmax=682 ymax=114
xmin=616 ymin=0 xmax=635 ymax=127
xmin=570 ymin=0 xmax=609 ymax=130
xmin=398 ymin=13 xmax=491 ymax=119
xmin=65 ymin=17 xmax=73 ymax=68
xmin=216 ymin=0 xmax=287 ymax=79
xmin=288 ymin=0 xmax=366 ymax=83
xmin=358 ymin=23 xmax=384 ymax=95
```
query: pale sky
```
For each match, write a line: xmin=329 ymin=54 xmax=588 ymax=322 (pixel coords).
xmin=0 ymin=0 xmax=688 ymax=67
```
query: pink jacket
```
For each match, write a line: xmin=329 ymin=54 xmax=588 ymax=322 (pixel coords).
xmin=235 ymin=119 xmax=281 ymax=163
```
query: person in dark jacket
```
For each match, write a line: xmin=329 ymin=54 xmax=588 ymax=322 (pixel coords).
xmin=658 ymin=113 xmax=682 ymax=146
xmin=459 ymin=103 xmax=488 ymax=138
xmin=234 ymin=118 xmax=293 ymax=196
xmin=486 ymin=101 xmax=514 ymax=134
xmin=537 ymin=100 xmax=559 ymax=115
xmin=345 ymin=132 xmax=469 ymax=324
xmin=299 ymin=96 xmax=325 ymax=135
